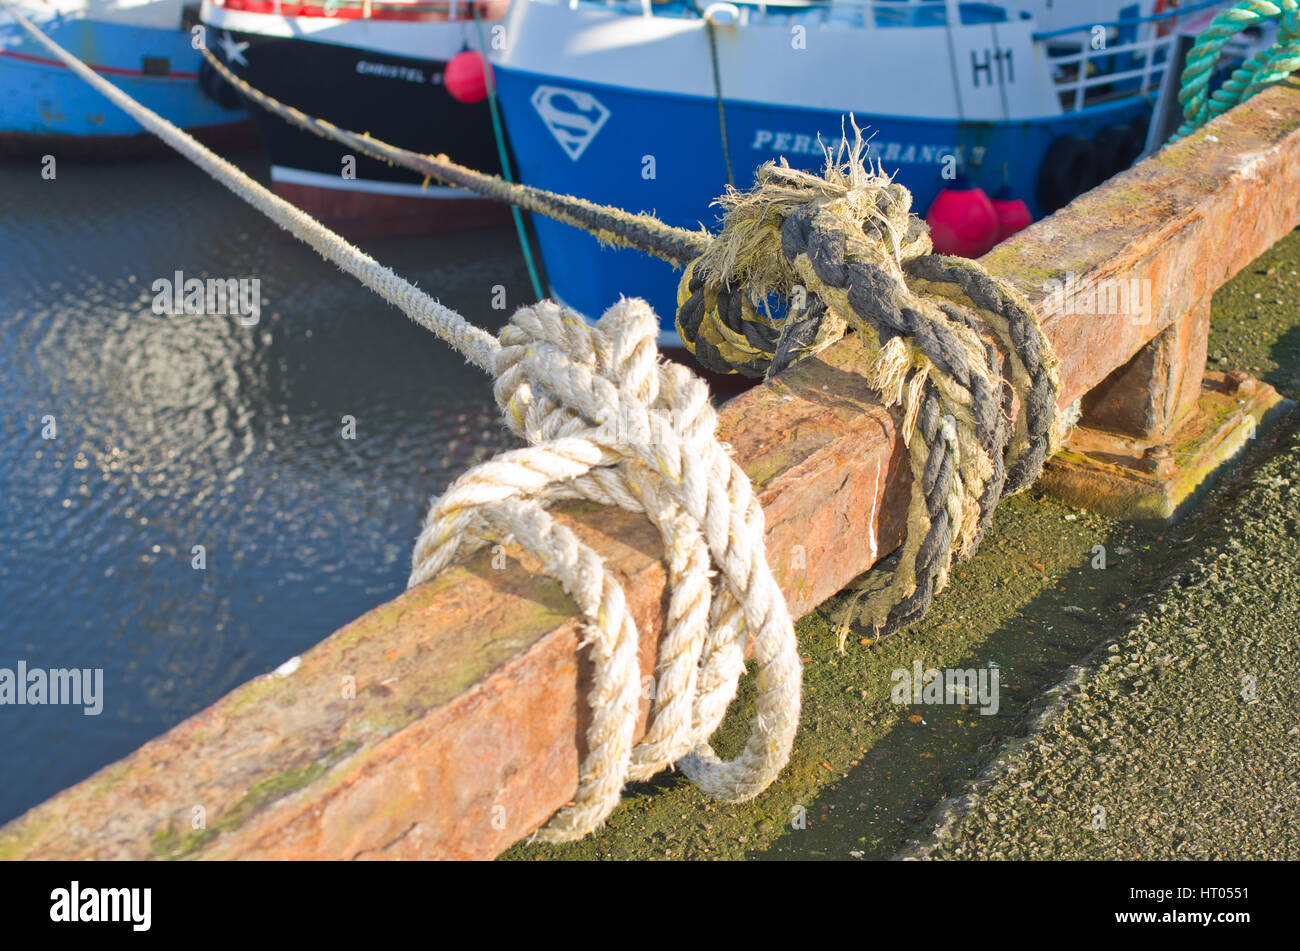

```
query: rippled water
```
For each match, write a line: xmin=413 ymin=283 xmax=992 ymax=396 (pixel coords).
xmin=0 ymin=153 xmax=530 ymax=825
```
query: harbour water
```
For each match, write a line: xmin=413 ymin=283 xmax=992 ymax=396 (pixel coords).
xmin=0 ymin=152 xmax=530 ymax=824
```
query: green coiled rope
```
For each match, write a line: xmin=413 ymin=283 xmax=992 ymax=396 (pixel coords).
xmin=1174 ymin=0 xmax=1300 ymax=140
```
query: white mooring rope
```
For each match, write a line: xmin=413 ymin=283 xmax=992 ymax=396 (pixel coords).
xmin=1 ymin=1 xmax=802 ymax=840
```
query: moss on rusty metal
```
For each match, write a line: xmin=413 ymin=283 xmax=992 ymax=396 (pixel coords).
xmin=742 ymin=447 xmax=805 ymax=488
xmin=1039 ymin=380 xmax=1292 ymax=520
xmin=0 ymin=808 xmax=59 ymax=861
xmin=224 ymin=671 xmax=292 ymax=716
xmin=0 ymin=756 xmax=141 ymax=859
xmin=149 ymin=741 xmax=362 ymax=860
xmin=83 ymin=759 xmax=133 ymax=801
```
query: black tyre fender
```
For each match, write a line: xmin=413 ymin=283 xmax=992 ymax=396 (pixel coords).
xmin=1093 ymin=123 xmax=1145 ymax=184
xmin=1037 ymin=135 xmax=1099 ymax=213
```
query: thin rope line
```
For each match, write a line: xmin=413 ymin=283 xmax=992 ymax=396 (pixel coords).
xmin=470 ymin=4 xmax=546 ymax=302
xmin=200 ymin=45 xmax=709 ymax=268
xmin=694 ymin=2 xmax=736 ymax=187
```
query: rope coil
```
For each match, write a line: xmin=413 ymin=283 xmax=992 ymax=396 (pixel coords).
xmin=676 ymin=136 xmax=1065 ymax=640
xmin=408 ymin=299 xmax=801 ymax=839
xmin=1174 ymin=0 xmax=1300 ymax=140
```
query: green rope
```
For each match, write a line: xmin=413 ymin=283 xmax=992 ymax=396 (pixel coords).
xmin=1172 ymin=0 xmax=1300 ymax=141
xmin=692 ymin=2 xmax=735 ymax=187
xmin=472 ymin=5 xmax=545 ymax=302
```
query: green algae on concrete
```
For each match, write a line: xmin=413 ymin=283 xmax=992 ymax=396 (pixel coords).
xmin=1039 ymin=381 xmax=1295 ymax=521
xmin=503 ymin=492 xmax=1187 ymax=860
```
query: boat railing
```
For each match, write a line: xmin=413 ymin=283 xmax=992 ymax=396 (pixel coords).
xmin=558 ymin=0 xmax=1227 ymax=38
xmin=1040 ymin=0 xmax=1256 ymax=113
xmin=1029 ymin=0 xmax=1225 ymax=42
xmin=551 ymin=0 xmax=1245 ymax=115
xmin=563 ymin=0 xmax=1012 ymax=24
xmin=1045 ymin=22 xmax=1176 ymax=113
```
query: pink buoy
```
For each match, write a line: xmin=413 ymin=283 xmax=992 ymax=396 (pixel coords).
xmin=445 ymin=50 xmax=490 ymax=104
xmin=925 ymin=173 xmax=999 ymax=258
xmin=990 ymin=185 xmax=1034 ymax=244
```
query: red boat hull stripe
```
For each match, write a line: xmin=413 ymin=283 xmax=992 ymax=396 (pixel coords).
xmin=0 ymin=48 xmax=199 ymax=80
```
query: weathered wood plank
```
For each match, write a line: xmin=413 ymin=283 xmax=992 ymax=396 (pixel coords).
xmin=4 ymin=85 xmax=1300 ymax=861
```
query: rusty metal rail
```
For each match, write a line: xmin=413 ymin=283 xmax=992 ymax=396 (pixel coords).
xmin=3 ymin=85 xmax=1300 ymax=861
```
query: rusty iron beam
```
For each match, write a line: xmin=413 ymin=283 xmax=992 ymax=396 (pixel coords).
xmin=4 ymin=85 xmax=1300 ymax=861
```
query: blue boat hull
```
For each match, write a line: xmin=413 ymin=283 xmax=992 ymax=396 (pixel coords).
xmin=494 ymin=67 xmax=1149 ymax=341
xmin=0 ymin=14 xmax=248 ymax=156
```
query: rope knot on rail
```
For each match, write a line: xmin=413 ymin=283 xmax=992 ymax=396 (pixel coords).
xmin=679 ymin=133 xmax=1070 ymax=642
xmin=408 ymin=299 xmax=801 ymax=841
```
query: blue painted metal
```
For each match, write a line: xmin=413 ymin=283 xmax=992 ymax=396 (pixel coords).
xmin=0 ymin=10 xmax=240 ymax=144
xmin=493 ymin=66 xmax=1148 ymax=340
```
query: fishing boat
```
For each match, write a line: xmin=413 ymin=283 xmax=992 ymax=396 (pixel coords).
xmin=198 ymin=0 xmax=510 ymax=237
xmin=0 ymin=0 xmax=251 ymax=157
xmin=490 ymin=0 xmax=1247 ymax=343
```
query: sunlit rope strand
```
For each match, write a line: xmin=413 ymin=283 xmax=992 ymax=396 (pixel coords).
xmin=2 ymin=0 xmax=801 ymax=841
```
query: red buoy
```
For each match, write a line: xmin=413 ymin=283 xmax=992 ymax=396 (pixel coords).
xmin=990 ymin=185 xmax=1033 ymax=244
xmin=925 ymin=174 xmax=999 ymax=258
xmin=444 ymin=50 xmax=490 ymax=104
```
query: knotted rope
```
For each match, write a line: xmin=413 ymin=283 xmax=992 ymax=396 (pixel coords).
xmin=407 ymin=299 xmax=800 ymax=839
xmin=24 ymin=0 xmax=1073 ymax=837
xmin=677 ymin=137 xmax=1066 ymax=640
xmin=1173 ymin=0 xmax=1300 ymax=140
xmin=3 ymin=0 xmax=799 ymax=841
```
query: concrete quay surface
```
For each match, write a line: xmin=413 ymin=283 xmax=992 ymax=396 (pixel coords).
xmin=912 ymin=423 xmax=1300 ymax=860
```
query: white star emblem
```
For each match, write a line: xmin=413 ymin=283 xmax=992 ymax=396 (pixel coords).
xmin=217 ymin=31 xmax=249 ymax=68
